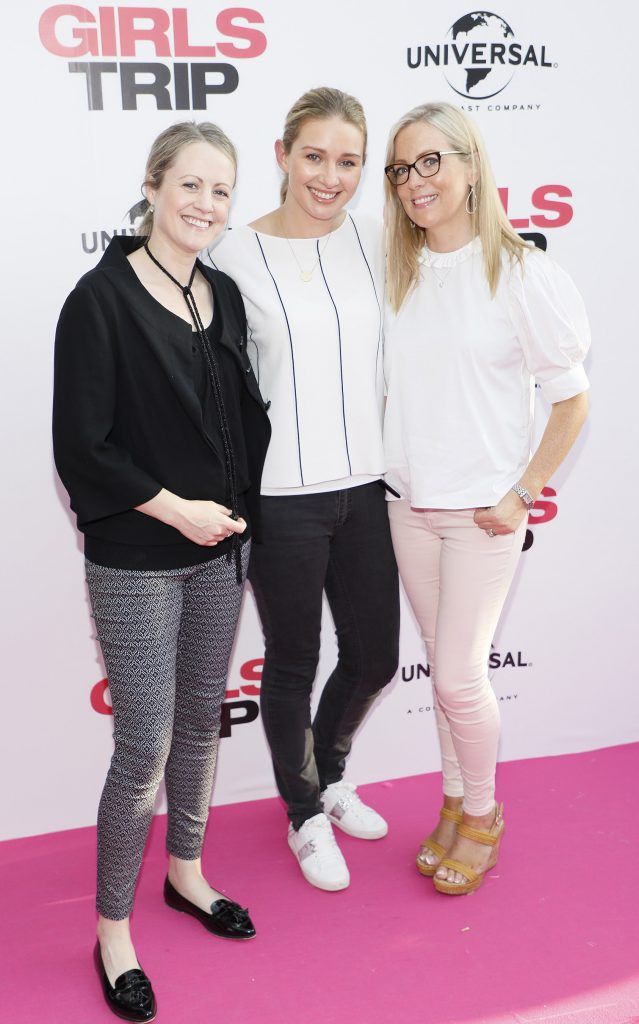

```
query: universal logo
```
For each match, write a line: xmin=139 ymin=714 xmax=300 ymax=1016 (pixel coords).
xmin=401 ymin=645 xmax=529 ymax=685
xmin=488 ymin=644 xmax=530 ymax=673
xmin=403 ymin=643 xmax=528 ymax=715
xmin=407 ymin=10 xmax=556 ymax=106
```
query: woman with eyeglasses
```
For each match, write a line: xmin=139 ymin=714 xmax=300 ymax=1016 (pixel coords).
xmin=383 ymin=103 xmax=590 ymax=895
xmin=205 ymin=87 xmax=399 ymax=893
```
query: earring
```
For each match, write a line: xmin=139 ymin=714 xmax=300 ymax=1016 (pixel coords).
xmin=465 ymin=186 xmax=477 ymax=215
xmin=409 ymin=220 xmax=416 ymax=230
xmin=140 ymin=184 xmax=153 ymax=213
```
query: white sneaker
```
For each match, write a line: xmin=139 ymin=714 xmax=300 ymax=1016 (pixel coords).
xmin=321 ymin=781 xmax=388 ymax=840
xmin=287 ymin=813 xmax=350 ymax=891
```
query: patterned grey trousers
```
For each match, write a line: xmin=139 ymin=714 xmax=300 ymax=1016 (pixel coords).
xmin=85 ymin=544 xmax=249 ymax=920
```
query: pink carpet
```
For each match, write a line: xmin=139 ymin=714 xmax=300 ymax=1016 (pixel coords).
xmin=2 ymin=744 xmax=638 ymax=1024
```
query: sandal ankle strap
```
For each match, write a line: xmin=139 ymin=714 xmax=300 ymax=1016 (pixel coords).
xmin=439 ymin=806 xmax=463 ymax=825
xmin=456 ymin=822 xmax=499 ymax=846
xmin=456 ymin=805 xmax=504 ymax=846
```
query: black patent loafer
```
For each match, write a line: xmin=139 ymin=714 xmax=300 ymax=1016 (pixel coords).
xmin=94 ymin=942 xmax=157 ymax=1022
xmin=164 ymin=876 xmax=256 ymax=939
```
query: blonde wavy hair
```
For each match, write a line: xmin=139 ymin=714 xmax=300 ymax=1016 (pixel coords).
xmin=278 ymin=86 xmax=367 ymax=204
xmin=384 ymin=102 xmax=529 ymax=311
xmin=136 ymin=121 xmax=237 ymax=236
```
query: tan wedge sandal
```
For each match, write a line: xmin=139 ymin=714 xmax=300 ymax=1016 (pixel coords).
xmin=433 ymin=804 xmax=504 ymax=895
xmin=416 ymin=805 xmax=464 ymax=877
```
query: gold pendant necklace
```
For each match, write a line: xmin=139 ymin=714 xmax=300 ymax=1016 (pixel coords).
xmin=281 ymin=214 xmax=334 ymax=282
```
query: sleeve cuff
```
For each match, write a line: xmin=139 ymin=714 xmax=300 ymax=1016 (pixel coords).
xmin=540 ymin=364 xmax=590 ymax=404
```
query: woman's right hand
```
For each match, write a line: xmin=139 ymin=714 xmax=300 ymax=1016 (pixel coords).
xmin=135 ymin=489 xmax=246 ymax=545
xmin=173 ymin=498 xmax=247 ymax=546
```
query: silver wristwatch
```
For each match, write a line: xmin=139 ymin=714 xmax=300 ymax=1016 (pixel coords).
xmin=511 ymin=483 xmax=535 ymax=509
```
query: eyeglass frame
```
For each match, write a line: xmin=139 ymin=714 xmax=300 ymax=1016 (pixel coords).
xmin=384 ymin=150 xmax=467 ymax=187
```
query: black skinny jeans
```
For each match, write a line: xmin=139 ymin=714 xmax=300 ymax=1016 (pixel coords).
xmin=248 ymin=481 xmax=400 ymax=830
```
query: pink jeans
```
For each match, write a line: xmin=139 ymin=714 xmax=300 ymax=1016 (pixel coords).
xmin=388 ymin=502 xmax=526 ymax=815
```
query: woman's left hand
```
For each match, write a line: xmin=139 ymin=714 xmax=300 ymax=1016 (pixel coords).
xmin=474 ymin=491 xmax=528 ymax=536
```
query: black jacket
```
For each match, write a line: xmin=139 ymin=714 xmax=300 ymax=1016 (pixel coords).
xmin=53 ymin=236 xmax=271 ymax=552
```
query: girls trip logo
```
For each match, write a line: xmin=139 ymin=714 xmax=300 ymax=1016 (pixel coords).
xmin=91 ymin=657 xmax=265 ymax=737
xmin=499 ymin=186 xmax=572 ymax=231
xmin=38 ymin=5 xmax=267 ymax=109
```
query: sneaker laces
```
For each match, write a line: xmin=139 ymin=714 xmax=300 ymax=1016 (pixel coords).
xmin=300 ymin=815 xmax=342 ymax=863
xmin=326 ymin=782 xmax=360 ymax=813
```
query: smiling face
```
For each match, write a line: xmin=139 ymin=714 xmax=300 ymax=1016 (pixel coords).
xmin=393 ymin=121 xmax=475 ymax=250
xmin=146 ymin=140 xmax=235 ymax=256
xmin=277 ymin=116 xmax=364 ymax=234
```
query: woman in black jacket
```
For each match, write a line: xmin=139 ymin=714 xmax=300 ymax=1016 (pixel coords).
xmin=53 ymin=122 xmax=270 ymax=1022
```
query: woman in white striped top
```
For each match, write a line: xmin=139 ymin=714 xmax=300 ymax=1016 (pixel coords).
xmin=207 ymin=87 xmax=399 ymax=893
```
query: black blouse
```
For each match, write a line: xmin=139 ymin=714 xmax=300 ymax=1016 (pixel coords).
xmin=53 ymin=236 xmax=270 ymax=571
xmin=191 ymin=312 xmax=250 ymax=503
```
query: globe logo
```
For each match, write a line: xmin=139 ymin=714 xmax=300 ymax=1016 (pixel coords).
xmin=444 ymin=11 xmax=515 ymax=99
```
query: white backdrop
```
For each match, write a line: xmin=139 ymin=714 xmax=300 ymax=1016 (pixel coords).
xmin=2 ymin=1 xmax=638 ymax=841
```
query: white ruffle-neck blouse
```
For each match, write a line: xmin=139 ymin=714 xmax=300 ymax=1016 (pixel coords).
xmin=383 ymin=238 xmax=590 ymax=508
xmin=205 ymin=213 xmax=385 ymax=494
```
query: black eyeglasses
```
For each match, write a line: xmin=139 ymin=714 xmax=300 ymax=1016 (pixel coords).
xmin=384 ymin=151 xmax=466 ymax=187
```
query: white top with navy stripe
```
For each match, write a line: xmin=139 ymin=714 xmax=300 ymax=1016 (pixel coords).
xmin=205 ymin=213 xmax=385 ymax=494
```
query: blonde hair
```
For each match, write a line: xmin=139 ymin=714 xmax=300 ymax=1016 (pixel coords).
xmin=279 ymin=86 xmax=367 ymax=204
xmin=384 ymin=102 xmax=529 ymax=311
xmin=136 ymin=121 xmax=237 ymax=236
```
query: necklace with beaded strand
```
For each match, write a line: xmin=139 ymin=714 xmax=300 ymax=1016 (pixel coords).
xmin=143 ymin=242 xmax=243 ymax=584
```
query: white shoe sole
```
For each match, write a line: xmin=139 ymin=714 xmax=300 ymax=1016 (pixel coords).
xmin=287 ymin=837 xmax=350 ymax=891
xmin=326 ymin=814 xmax=388 ymax=840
